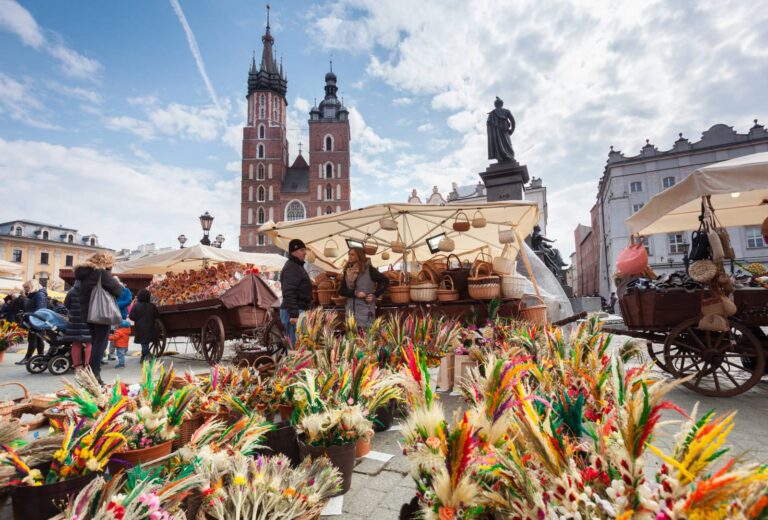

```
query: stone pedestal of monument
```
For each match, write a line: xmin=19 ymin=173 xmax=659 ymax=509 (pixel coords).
xmin=479 ymin=161 xmax=529 ymax=202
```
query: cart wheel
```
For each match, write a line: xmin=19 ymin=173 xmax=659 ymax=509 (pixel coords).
xmin=150 ymin=319 xmax=167 ymax=357
xmin=189 ymin=333 xmax=202 ymax=354
xmin=201 ymin=316 xmax=225 ymax=365
xmin=262 ymin=317 xmax=289 ymax=359
xmin=48 ymin=355 xmax=71 ymax=375
xmin=663 ymin=318 xmax=765 ymax=397
xmin=26 ymin=355 xmax=47 ymax=374
xmin=645 ymin=340 xmax=669 ymax=372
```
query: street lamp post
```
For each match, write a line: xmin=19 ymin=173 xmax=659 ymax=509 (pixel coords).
xmin=199 ymin=211 xmax=214 ymax=245
xmin=177 ymin=234 xmax=187 ymax=249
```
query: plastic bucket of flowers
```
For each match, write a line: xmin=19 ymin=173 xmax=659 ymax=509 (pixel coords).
xmin=11 ymin=471 xmax=97 ymax=520
xmin=373 ymin=400 xmax=396 ymax=432
xmin=298 ymin=438 xmax=356 ymax=496
xmin=107 ymin=439 xmax=173 ymax=474
xmin=260 ymin=421 xmax=301 ymax=466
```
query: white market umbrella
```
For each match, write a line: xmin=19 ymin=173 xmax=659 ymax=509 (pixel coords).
xmin=112 ymin=244 xmax=286 ymax=275
xmin=625 ymin=152 xmax=768 ymax=236
xmin=259 ymin=201 xmax=540 ymax=270
xmin=0 ymin=259 xmax=23 ymax=277
xmin=0 ymin=277 xmax=23 ymax=292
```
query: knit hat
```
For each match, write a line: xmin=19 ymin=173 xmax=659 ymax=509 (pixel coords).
xmin=120 ymin=320 xmax=131 ymax=328
xmin=289 ymin=239 xmax=306 ymax=253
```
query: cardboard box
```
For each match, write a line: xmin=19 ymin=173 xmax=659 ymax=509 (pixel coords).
xmin=453 ymin=354 xmax=474 ymax=388
xmin=436 ymin=354 xmax=455 ymax=392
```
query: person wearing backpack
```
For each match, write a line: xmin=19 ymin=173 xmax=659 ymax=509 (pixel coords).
xmin=75 ymin=252 xmax=122 ymax=384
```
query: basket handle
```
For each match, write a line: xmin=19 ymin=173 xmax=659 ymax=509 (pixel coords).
xmin=417 ymin=269 xmax=436 ymax=284
xmin=473 ymin=210 xmax=484 ymax=220
xmin=454 ymin=211 xmax=469 ymax=224
xmin=473 ymin=251 xmax=493 ymax=266
xmin=446 ymin=253 xmax=463 ymax=269
xmin=440 ymin=275 xmax=454 ymax=290
xmin=471 ymin=262 xmax=492 ymax=277
xmin=0 ymin=382 xmax=29 ymax=400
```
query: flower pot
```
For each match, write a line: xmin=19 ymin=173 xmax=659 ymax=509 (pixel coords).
xmin=108 ymin=439 xmax=173 ymax=474
xmin=0 ymin=351 xmax=5 ymax=364
xmin=355 ymin=437 xmax=372 ymax=458
xmin=298 ymin=438 xmax=356 ymax=495
xmin=373 ymin=401 xmax=396 ymax=432
xmin=258 ymin=422 xmax=301 ymax=466
xmin=11 ymin=472 xmax=96 ymax=520
xmin=278 ymin=404 xmax=295 ymax=422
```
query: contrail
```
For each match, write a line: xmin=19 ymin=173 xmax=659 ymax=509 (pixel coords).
xmin=169 ymin=0 xmax=220 ymax=110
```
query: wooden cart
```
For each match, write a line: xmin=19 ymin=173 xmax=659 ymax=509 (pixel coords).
xmin=607 ymin=283 xmax=768 ymax=398
xmin=150 ymin=274 xmax=287 ymax=365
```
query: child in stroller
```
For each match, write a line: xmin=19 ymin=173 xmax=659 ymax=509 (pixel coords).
xmin=22 ymin=308 xmax=74 ymax=375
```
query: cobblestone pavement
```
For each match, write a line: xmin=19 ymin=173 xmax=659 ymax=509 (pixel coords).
xmin=1 ymin=340 xmax=767 ymax=518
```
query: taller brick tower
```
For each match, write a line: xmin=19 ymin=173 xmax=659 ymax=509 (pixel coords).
xmin=240 ymin=6 xmax=287 ymax=253
xmin=308 ymin=66 xmax=351 ymax=217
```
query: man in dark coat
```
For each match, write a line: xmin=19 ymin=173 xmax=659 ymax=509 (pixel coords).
xmin=74 ymin=252 xmax=122 ymax=384
xmin=279 ymin=239 xmax=312 ymax=347
xmin=7 ymin=293 xmax=27 ymax=324
xmin=129 ymin=288 xmax=158 ymax=363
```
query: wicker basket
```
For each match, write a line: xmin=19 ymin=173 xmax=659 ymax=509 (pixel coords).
xmin=173 ymin=414 xmax=204 ymax=450
xmin=492 ymin=244 xmax=516 ymax=275
xmin=518 ymin=294 xmax=548 ymax=325
xmin=0 ymin=382 xmax=29 ymax=418
xmin=471 ymin=210 xmax=487 ymax=228
xmin=437 ymin=275 xmax=460 ymax=302
xmin=468 ymin=262 xmax=501 ymax=300
xmin=362 ymin=237 xmax=378 ymax=256
xmin=379 ymin=217 xmax=398 ymax=231
xmin=31 ymin=395 xmax=57 ymax=410
xmin=410 ymin=269 xmax=438 ymax=302
xmin=331 ymin=295 xmax=347 ymax=307
xmin=390 ymin=285 xmax=411 ymax=305
xmin=317 ymin=288 xmax=335 ymax=306
xmin=423 ymin=255 xmax=449 ymax=277
xmin=453 ymin=211 xmax=470 ymax=232
xmin=501 ymin=275 xmax=526 ymax=299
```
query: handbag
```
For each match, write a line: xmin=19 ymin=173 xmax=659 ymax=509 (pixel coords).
xmin=689 ymin=203 xmax=711 ymax=261
xmin=445 ymin=253 xmax=471 ymax=299
xmin=88 ymin=272 xmax=122 ymax=326
xmin=707 ymin=228 xmax=724 ymax=263
xmin=615 ymin=238 xmax=648 ymax=276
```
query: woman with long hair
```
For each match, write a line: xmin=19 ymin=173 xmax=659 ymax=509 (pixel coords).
xmin=338 ymin=247 xmax=389 ymax=328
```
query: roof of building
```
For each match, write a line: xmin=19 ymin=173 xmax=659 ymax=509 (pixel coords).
xmin=282 ymin=155 xmax=309 ymax=193
xmin=0 ymin=220 xmax=77 ymax=231
xmin=0 ymin=220 xmax=105 ymax=248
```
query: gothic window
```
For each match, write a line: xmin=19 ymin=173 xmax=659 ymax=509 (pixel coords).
xmin=14 ymin=227 xmax=22 ymax=236
xmin=248 ymin=186 xmax=253 ymax=202
xmin=67 ymin=234 xmax=73 ymax=243
xmin=259 ymin=95 xmax=265 ymax=119
xmin=325 ymin=184 xmax=333 ymax=201
xmin=248 ymin=164 xmax=254 ymax=179
xmin=257 ymin=144 xmax=264 ymax=159
xmin=257 ymin=164 xmax=265 ymax=180
xmin=325 ymin=206 xmax=333 ymax=214
xmin=247 ymin=208 xmax=254 ymax=225
xmin=286 ymin=200 xmax=305 ymax=221
xmin=325 ymin=135 xmax=333 ymax=151
xmin=257 ymin=186 xmax=265 ymax=202
xmin=258 ymin=234 xmax=265 ymax=246
xmin=325 ymin=163 xmax=333 ymax=179
xmin=258 ymin=124 xmax=265 ymax=139
xmin=275 ymin=100 xmax=280 ymax=122
xmin=273 ymin=98 xmax=278 ymax=122
xmin=248 ymin=231 xmax=254 ymax=245
xmin=257 ymin=207 xmax=265 ymax=225
xmin=90 ymin=238 xmax=96 ymax=246
xmin=42 ymin=230 xmax=49 ymax=240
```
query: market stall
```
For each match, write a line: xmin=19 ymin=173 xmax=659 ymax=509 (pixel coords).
xmin=260 ymin=201 xmax=572 ymax=322
xmin=614 ymin=151 xmax=768 ymax=396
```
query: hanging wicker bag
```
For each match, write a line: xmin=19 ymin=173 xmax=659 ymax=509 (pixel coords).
xmin=362 ymin=237 xmax=378 ymax=256
xmin=438 ymin=235 xmax=455 ymax=252
xmin=468 ymin=262 xmax=501 ymax=300
xmin=324 ymin=239 xmax=339 ymax=257
xmin=381 ymin=251 xmax=391 ymax=260
xmin=453 ymin=212 xmax=471 ymax=232
xmin=391 ymin=233 xmax=406 ymax=254
xmin=517 ymin=294 xmax=548 ymax=325
xmin=306 ymin=249 xmax=317 ymax=263
xmin=492 ymin=244 xmax=516 ymax=275
xmin=501 ymin=274 xmax=526 ymax=299
xmin=379 ymin=217 xmax=398 ymax=231
xmin=410 ymin=269 xmax=438 ymax=302
xmin=437 ymin=275 xmax=460 ymax=302
xmin=499 ymin=225 xmax=516 ymax=244
xmin=471 ymin=210 xmax=487 ymax=228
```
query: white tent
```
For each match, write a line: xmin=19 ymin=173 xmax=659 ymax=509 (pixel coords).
xmin=112 ymin=244 xmax=286 ymax=275
xmin=259 ymin=201 xmax=540 ymax=270
xmin=0 ymin=260 xmax=23 ymax=277
xmin=625 ymin=152 xmax=768 ymax=236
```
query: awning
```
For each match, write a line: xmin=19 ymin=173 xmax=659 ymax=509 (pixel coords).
xmin=259 ymin=201 xmax=540 ymax=269
xmin=112 ymin=244 xmax=286 ymax=275
xmin=625 ymin=152 xmax=768 ymax=236
xmin=0 ymin=260 xmax=23 ymax=277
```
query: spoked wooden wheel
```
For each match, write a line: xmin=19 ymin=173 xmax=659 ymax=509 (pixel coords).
xmin=645 ymin=340 xmax=669 ymax=372
xmin=201 ymin=316 xmax=225 ymax=365
xmin=189 ymin=333 xmax=202 ymax=354
xmin=663 ymin=318 xmax=766 ymax=397
xmin=262 ymin=317 xmax=289 ymax=359
xmin=149 ymin=319 xmax=167 ymax=357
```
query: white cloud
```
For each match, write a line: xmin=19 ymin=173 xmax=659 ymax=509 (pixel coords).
xmin=392 ymin=97 xmax=412 ymax=106
xmin=0 ymin=0 xmax=102 ymax=80
xmin=127 ymin=95 xmax=158 ymax=107
xmin=55 ymin=84 xmax=103 ymax=105
xmin=0 ymin=73 xmax=59 ymax=129
xmin=310 ymin=0 xmax=768 ymax=250
xmin=106 ymin=101 xmax=231 ymax=143
xmin=225 ymin=161 xmax=240 ymax=172
xmin=0 ymin=138 xmax=240 ymax=250
xmin=348 ymin=107 xmax=402 ymax=154
xmin=417 ymin=122 xmax=434 ymax=133
xmin=105 ymin=116 xmax=157 ymax=140
xmin=129 ymin=144 xmax=152 ymax=161
xmin=169 ymin=0 xmax=220 ymax=109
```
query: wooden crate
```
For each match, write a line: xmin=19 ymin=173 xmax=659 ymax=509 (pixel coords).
xmin=733 ymin=288 xmax=768 ymax=326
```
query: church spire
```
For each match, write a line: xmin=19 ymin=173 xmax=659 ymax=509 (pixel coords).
xmin=260 ymin=5 xmax=277 ymax=74
xmin=248 ymin=3 xmax=287 ymax=97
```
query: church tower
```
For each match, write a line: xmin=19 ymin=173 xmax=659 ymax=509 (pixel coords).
xmin=308 ymin=65 xmax=351 ymax=217
xmin=240 ymin=6 xmax=288 ymax=253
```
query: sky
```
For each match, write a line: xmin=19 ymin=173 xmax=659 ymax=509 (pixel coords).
xmin=1 ymin=0 xmax=767 ymax=259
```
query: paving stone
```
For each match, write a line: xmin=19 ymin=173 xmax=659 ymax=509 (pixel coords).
xmin=365 ymin=506 xmax=403 ymax=519
xmin=353 ymin=457 xmax=388 ymax=475
xmin=343 ymin=488 xmax=387 ymax=516
xmin=379 ymin=484 xmax=418 ymax=511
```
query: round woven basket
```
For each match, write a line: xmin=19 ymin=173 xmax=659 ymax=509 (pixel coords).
xmin=518 ymin=294 xmax=547 ymax=325
xmin=468 ymin=263 xmax=500 ymax=300
xmin=501 ymin=275 xmax=526 ymax=299
xmin=390 ymin=285 xmax=411 ymax=305
xmin=410 ymin=269 xmax=438 ymax=302
xmin=317 ymin=288 xmax=335 ymax=306
xmin=331 ymin=295 xmax=347 ymax=307
xmin=437 ymin=275 xmax=459 ymax=302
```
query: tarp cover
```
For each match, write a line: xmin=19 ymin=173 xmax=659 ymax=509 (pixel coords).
xmin=113 ymin=244 xmax=286 ymax=275
xmin=259 ymin=201 xmax=540 ymax=270
xmin=625 ymin=152 xmax=768 ymax=236
xmin=219 ymin=274 xmax=279 ymax=309
xmin=0 ymin=260 xmax=23 ymax=277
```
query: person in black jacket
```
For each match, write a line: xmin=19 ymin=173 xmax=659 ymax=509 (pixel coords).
xmin=129 ymin=288 xmax=158 ymax=363
xmin=64 ymin=280 xmax=92 ymax=369
xmin=7 ymin=292 xmax=27 ymax=324
xmin=74 ymin=252 xmax=122 ymax=384
xmin=17 ymin=279 xmax=48 ymax=365
xmin=339 ymin=247 xmax=389 ymax=328
xmin=279 ymin=239 xmax=312 ymax=347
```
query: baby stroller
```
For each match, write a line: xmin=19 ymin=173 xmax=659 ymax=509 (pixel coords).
xmin=22 ymin=308 xmax=73 ymax=375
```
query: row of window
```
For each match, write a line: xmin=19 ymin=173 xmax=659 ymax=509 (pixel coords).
xmin=637 ymin=226 xmax=766 ymax=256
xmin=11 ymin=249 xmax=74 ymax=266
xmin=257 ymin=94 xmax=281 ymax=123
xmin=10 ymin=226 xmax=94 ymax=245
xmin=629 ymin=176 xmax=676 ymax=194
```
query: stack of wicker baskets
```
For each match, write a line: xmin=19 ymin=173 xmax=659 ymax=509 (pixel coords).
xmin=437 ymin=275 xmax=460 ymax=302
xmin=468 ymin=261 xmax=501 ymax=300
xmin=387 ymin=270 xmax=411 ymax=304
xmin=410 ymin=268 xmax=438 ymax=302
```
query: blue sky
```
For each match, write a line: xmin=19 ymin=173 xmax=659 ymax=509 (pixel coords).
xmin=1 ymin=0 xmax=767 ymax=258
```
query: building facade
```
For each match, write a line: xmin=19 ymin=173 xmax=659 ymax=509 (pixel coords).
xmin=240 ymin=11 xmax=351 ymax=254
xmin=585 ymin=121 xmax=768 ymax=298
xmin=0 ymin=220 xmax=111 ymax=291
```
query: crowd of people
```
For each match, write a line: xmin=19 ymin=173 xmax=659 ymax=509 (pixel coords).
xmin=0 ymin=252 xmax=159 ymax=385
